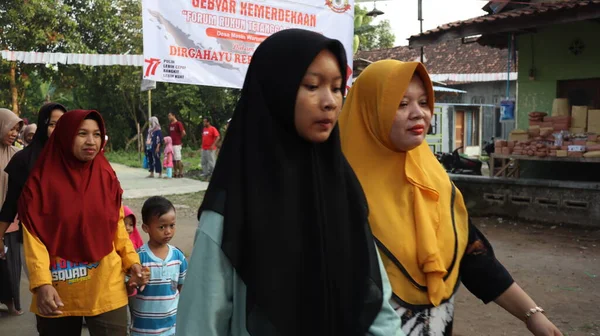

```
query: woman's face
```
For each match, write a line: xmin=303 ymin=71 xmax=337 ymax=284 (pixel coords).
xmin=25 ymin=131 xmax=35 ymax=144
xmin=389 ymin=75 xmax=432 ymax=152
xmin=124 ymin=216 xmax=135 ymax=235
xmin=294 ymin=49 xmax=343 ymax=143
xmin=72 ymin=119 xmax=102 ymax=162
xmin=47 ymin=109 xmax=65 ymax=137
xmin=3 ymin=122 xmax=22 ymax=146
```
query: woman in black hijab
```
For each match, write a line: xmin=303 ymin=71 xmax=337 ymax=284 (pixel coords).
xmin=0 ymin=103 xmax=66 ymax=272
xmin=176 ymin=29 xmax=401 ymax=336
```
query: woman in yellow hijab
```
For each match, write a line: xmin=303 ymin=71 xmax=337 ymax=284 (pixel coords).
xmin=339 ymin=60 xmax=562 ymax=336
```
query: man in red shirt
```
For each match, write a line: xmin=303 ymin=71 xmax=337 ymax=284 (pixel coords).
xmin=201 ymin=118 xmax=220 ymax=178
xmin=168 ymin=112 xmax=186 ymax=178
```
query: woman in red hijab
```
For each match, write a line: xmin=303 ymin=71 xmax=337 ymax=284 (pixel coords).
xmin=18 ymin=110 xmax=148 ymax=336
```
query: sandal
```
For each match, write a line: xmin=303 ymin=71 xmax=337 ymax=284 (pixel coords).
xmin=3 ymin=301 xmax=24 ymax=316
xmin=9 ymin=309 xmax=24 ymax=316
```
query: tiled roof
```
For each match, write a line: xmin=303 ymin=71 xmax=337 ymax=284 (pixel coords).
xmin=410 ymin=0 xmax=600 ymax=45
xmin=355 ymin=38 xmax=515 ymax=75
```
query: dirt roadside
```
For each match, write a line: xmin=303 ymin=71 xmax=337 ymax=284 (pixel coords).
xmin=454 ymin=218 xmax=600 ymax=336
xmin=1 ymin=193 xmax=598 ymax=335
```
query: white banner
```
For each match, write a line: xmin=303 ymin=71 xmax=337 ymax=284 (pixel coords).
xmin=0 ymin=50 xmax=143 ymax=66
xmin=142 ymin=0 xmax=355 ymax=89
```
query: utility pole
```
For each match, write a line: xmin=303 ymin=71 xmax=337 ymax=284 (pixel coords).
xmin=418 ymin=0 xmax=424 ymax=63
xmin=148 ymin=90 xmax=152 ymax=121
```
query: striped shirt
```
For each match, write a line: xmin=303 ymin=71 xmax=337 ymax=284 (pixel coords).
xmin=130 ymin=243 xmax=188 ymax=336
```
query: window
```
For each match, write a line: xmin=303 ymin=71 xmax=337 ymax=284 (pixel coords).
xmin=428 ymin=113 xmax=439 ymax=135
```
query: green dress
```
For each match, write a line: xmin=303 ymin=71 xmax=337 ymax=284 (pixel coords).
xmin=176 ymin=210 xmax=405 ymax=336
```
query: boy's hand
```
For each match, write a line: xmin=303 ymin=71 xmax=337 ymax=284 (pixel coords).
xmin=126 ymin=282 xmax=137 ymax=296
xmin=128 ymin=264 xmax=150 ymax=291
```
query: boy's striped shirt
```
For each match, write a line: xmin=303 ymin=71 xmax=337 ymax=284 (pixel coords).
xmin=130 ymin=243 xmax=188 ymax=336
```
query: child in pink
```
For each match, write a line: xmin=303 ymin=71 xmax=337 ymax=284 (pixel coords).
xmin=163 ymin=136 xmax=174 ymax=178
xmin=124 ymin=205 xmax=143 ymax=250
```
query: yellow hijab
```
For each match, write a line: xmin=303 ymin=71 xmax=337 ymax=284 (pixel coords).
xmin=339 ymin=60 xmax=469 ymax=306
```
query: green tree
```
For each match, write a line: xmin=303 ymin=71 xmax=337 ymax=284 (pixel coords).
xmin=0 ymin=0 xmax=245 ymax=150
xmin=45 ymin=0 xmax=239 ymax=149
xmin=354 ymin=5 xmax=395 ymax=53
xmin=0 ymin=0 xmax=76 ymax=114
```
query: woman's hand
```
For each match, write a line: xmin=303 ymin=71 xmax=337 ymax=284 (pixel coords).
xmin=128 ymin=264 xmax=150 ymax=292
xmin=527 ymin=313 xmax=563 ymax=336
xmin=494 ymin=284 xmax=562 ymax=336
xmin=36 ymin=284 xmax=64 ymax=316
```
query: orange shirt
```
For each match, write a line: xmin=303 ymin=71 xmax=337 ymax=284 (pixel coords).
xmin=23 ymin=207 xmax=140 ymax=317
xmin=201 ymin=126 xmax=219 ymax=150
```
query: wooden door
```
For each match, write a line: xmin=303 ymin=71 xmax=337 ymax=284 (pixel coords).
xmin=455 ymin=110 xmax=465 ymax=150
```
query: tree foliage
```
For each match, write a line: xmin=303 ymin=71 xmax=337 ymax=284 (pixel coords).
xmin=0 ymin=0 xmax=76 ymax=115
xmin=354 ymin=5 xmax=396 ymax=53
xmin=0 ymin=1 xmax=390 ymax=148
xmin=0 ymin=0 xmax=238 ymax=149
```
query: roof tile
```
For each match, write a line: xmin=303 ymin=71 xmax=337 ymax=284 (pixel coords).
xmin=355 ymin=38 xmax=515 ymax=75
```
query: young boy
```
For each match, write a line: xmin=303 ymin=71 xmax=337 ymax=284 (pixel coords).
xmin=129 ymin=196 xmax=188 ymax=336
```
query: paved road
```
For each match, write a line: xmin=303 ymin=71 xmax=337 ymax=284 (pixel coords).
xmin=0 ymin=163 xmax=208 ymax=335
xmin=113 ymin=163 xmax=209 ymax=199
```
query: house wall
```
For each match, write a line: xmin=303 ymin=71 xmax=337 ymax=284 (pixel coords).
xmin=437 ymin=81 xmax=517 ymax=148
xmin=448 ymin=81 xmax=516 ymax=106
xmin=452 ymin=175 xmax=600 ymax=227
xmin=516 ymin=21 xmax=600 ymax=128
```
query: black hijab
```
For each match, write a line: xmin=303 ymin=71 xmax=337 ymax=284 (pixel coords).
xmin=0 ymin=103 xmax=67 ymax=223
xmin=199 ymin=29 xmax=383 ymax=335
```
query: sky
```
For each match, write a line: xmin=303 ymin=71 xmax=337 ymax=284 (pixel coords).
xmin=356 ymin=0 xmax=488 ymax=46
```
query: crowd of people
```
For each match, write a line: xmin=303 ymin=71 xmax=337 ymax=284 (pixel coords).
xmin=144 ymin=110 xmax=227 ymax=181
xmin=0 ymin=28 xmax=564 ymax=336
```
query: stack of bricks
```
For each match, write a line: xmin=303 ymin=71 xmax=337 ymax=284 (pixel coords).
xmin=528 ymin=112 xmax=546 ymax=127
xmin=543 ymin=115 xmax=571 ymax=131
xmin=494 ymin=139 xmax=512 ymax=155
xmin=565 ymin=137 xmax=586 ymax=158
xmin=555 ymin=137 xmax=588 ymax=158
xmin=512 ymin=141 xmax=525 ymax=155
xmin=512 ymin=141 xmax=555 ymax=157
xmin=584 ymin=133 xmax=600 ymax=157
xmin=565 ymin=134 xmax=600 ymax=158
xmin=586 ymin=134 xmax=599 ymax=148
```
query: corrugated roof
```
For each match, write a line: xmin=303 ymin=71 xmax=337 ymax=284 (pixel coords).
xmin=433 ymin=86 xmax=467 ymax=93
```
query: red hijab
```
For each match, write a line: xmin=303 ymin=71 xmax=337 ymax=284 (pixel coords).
xmin=124 ymin=205 xmax=143 ymax=250
xmin=18 ymin=110 xmax=123 ymax=263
